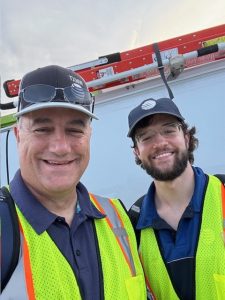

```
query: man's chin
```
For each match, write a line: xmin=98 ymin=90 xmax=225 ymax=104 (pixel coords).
xmin=142 ymin=151 xmax=189 ymax=180
xmin=43 ymin=180 xmax=75 ymax=193
xmin=145 ymin=165 xmax=186 ymax=181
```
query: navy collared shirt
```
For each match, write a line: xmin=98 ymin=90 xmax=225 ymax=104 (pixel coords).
xmin=137 ymin=166 xmax=207 ymax=262
xmin=10 ymin=170 xmax=105 ymax=300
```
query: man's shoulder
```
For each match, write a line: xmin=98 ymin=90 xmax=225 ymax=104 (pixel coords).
xmin=128 ymin=194 xmax=146 ymax=229
xmin=0 ymin=187 xmax=20 ymax=291
xmin=213 ymin=174 xmax=225 ymax=186
xmin=90 ymin=193 xmax=126 ymax=208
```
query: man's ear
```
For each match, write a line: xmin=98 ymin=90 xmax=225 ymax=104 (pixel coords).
xmin=184 ymin=132 xmax=190 ymax=148
xmin=133 ymin=146 xmax=140 ymax=158
xmin=14 ymin=126 xmax=20 ymax=142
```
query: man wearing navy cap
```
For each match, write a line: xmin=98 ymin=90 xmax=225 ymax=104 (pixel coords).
xmin=128 ymin=98 xmax=225 ymax=300
xmin=1 ymin=65 xmax=146 ymax=299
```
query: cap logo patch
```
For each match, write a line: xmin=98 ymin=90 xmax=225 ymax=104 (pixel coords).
xmin=141 ymin=99 xmax=156 ymax=110
xmin=69 ymin=75 xmax=83 ymax=86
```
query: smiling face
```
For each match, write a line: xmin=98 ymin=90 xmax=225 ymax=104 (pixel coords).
xmin=14 ymin=107 xmax=92 ymax=198
xmin=134 ymin=114 xmax=190 ymax=181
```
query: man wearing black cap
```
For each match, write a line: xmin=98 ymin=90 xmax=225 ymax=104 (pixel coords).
xmin=1 ymin=65 xmax=146 ymax=299
xmin=128 ymin=98 xmax=225 ymax=300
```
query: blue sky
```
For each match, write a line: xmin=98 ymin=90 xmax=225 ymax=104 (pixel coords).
xmin=1 ymin=0 xmax=225 ymax=97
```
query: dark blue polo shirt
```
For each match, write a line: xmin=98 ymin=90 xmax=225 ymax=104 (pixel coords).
xmin=10 ymin=170 xmax=105 ymax=300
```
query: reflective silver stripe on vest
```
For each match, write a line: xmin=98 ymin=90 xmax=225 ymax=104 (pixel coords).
xmin=94 ymin=194 xmax=136 ymax=276
xmin=1 ymin=234 xmax=29 ymax=300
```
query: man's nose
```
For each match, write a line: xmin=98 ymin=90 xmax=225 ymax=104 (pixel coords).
xmin=151 ymin=131 xmax=168 ymax=145
xmin=49 ymin=131 xmax=71 ymax=155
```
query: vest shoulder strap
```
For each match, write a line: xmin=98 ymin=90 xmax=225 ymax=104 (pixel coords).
xmin=0 ymin=186 xmax=20 ymax=292
xmin=128 ymin=174 xmax=225 ymax=247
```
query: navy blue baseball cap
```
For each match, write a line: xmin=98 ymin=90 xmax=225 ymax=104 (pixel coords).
xmin=127 ymin=98 xmax=185 ymax=137
xmin=15 ymin=65 xmax=98 ymax=119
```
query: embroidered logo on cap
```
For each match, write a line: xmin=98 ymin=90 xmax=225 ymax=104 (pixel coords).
xmin=69 ymin=75 xmax=84 ymax=86
xmin=141 ymin=99 xmax=156 ymax=110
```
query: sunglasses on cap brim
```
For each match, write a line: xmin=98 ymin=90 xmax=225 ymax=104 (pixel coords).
xmin=19 ymin=84 xmax=93 ymax=106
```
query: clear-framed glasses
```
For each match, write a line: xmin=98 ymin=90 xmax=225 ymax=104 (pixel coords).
xmin=136 ymin=122 xmax=182 ymax=145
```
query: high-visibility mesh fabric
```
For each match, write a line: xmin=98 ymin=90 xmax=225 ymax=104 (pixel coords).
xmin=140 ymin=176 xmax=225 ymax=300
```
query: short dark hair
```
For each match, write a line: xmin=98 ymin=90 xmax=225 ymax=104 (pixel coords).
xmin=130 ymin=116 xmax=198 ymax=166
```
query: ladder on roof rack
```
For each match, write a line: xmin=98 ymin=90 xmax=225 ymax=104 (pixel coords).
xmin=3 ymin=23 xmax=225 ymax=98
xmin=1 ymin=23 xmax=225 ymax=132
xmin=4 ymin=24 xmax=225 ymax=97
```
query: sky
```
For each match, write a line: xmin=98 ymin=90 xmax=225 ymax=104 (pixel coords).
xmin=1 ymin=0 xmax=225 ymax=105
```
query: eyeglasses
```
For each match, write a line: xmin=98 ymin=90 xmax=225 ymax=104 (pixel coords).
xmin=19 ymin=84 xmax=93 ymax=106
xmin=136 ymin=122 xmax=182 ymax=145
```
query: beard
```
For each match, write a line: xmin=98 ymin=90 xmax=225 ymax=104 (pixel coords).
xmin=141 ymin=149 xmax=189 ymax=181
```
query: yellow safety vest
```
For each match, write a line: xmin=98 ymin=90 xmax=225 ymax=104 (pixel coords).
xmin=139 ymin=175 xmax=225 ymax=300
xmin=2 ymin=194 xmax=146 ymax=300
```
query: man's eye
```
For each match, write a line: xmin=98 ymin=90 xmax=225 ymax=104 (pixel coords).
xmin=164 ymin=128 xmax=176 ymax=135
xmin=164 ymin=129 xmax=174 ymax=134
xmin=67 ymin=128 xmax=84 ymax=135
xmin=143 ymin=136 xmax=150 ymax=141
xmin=142 ymin=134 xmax=153 ymax=142
xmin=34 ymin=127 xmax=51 ymax=133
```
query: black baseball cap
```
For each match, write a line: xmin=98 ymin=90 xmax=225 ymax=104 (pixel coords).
xmin=127 ymin=98 xmax=185 ymax=137
xmin=15 ymin=65 xmax=98 ymax=119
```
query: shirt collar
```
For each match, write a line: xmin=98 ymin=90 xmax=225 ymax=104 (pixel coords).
xmin=136 ymin=182 xmax=156 ymax=230
xmin=10 ymin=170 xmax=105 ymax=234
xmin=76 ymin=182 xmax=105 ymax=219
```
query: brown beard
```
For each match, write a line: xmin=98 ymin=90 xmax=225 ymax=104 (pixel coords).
xmin=141 ymin=149 xmax=189 ymax=181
